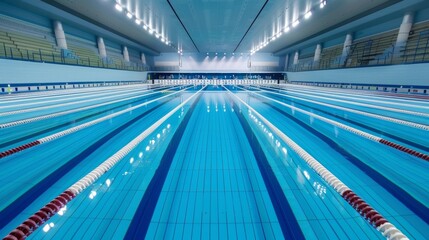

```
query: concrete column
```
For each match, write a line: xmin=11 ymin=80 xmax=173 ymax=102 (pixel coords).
xmin=123 ymin=46 xmax=130 ymax=62
xmin=342 ymin=33 xmax=353 ymax=59
xmin=53 ymin=20 xmax=67 ymax=49
xmin=97 ymin=37 xmax=107 ymax=58
xmin=284 ymin=54 xmax=289 ymax=70
xmin=293 ymin=51 xmax=299 ymax=65
xmin=314 ymin=43 xmax=322 ymax=62
xmin=395 ymin=12 xmax=414 ymax=50
xmin=141 ymin=52 xmax=146 ymax=65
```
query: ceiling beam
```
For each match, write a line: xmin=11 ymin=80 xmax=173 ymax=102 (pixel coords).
xmin=166 ymin=0 xmax=200 ymax=52
xmin=233 ymin=0 xmax=269 ymax=53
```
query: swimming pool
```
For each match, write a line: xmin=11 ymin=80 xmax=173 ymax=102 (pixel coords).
xmin=0 ymin=84 xmax=428 ymax=239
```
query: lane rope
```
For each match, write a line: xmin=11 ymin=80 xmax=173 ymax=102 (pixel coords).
xmin=0 ymin=86 xmax=191 ymax=159
xmin=240 ymin=86 xmax=429 ymax=161
xmin=251 ymin=86 xmax=429 ymax=130
xmin=2 ymin=86 xmax=205 ymax=240
xmin=0 ymin=86 xmax=172 ymax=129
xmin=224 ymin=86 xmax=409 ymax=240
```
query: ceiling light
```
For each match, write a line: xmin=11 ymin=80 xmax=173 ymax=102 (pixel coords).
xmin=215 ymin=52 xmax=218 ymax=55
xmin=206 ymin=52 xmax=209 ymax=55
xmin=272 ymin=36 xmax=277 ymax=41
xmin=292 ymin=20 xmax=300 ymax=28
xmin=135 ymin=19 xmax=141 ymax=25
xmin=224 ymin=53 xmax=226 ymax=55
xmin=232 ymin=53 xmax=235 ymax=55
xmin=284 ymin=27 xmax=290 ymax=33
xmin=143 ymin=25 xmax=148 ymax=30
xmin=126 ymin=12 xmax=133 ymax=19
xmin=161 ymin=38 xmax=165 ymax=42
xmin=115 ymin=3 xmax=123 ymax=12
xmin=277 ymin=32 xmax=282 ymax=37
xmin=304 ymin=11 xmax=312 ymax=19
xmin=178 ymin=50 xmax=181 ymax=53
xmin=155 ymin=34 xmax=160 ymax=38
xmin=320 ymin=0 xmax=327 ymax=8
xmin=148 ymin=29 xmax=154 ymax=34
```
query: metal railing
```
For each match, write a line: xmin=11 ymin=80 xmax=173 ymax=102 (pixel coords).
xmin=0 ymin=43 xmax=150 ymax=72
xmin=287 ymin=35 xmax=429 ymax=72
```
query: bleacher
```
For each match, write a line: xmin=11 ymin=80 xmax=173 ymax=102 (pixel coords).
xmin=106 ymin=46 xmax=127 ymax=69
xmin=286 ymin=19 xmax=429 ymax=71
xmin=0 ymin=14 xmax=60 ymax=62
xmin=0 ymin=14 xmax=146 ymax=71
xmin=66 ymin=35 xmax=102 ymax=67
xmin=318 ymin=45 xmax=343 ymax=69
xmin=346 ymin=30 xmax=398 ymax=66
xmin=401 ymin=20 xmax=429 ymax=63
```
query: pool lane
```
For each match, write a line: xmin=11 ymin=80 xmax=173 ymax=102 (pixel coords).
xmin=2 ymin=85 xmax=427 ymax=239
xmin=232 ymin=89 xmax=428 ymax=238
xmin=0 ymin=88 xmax=189 ymax=234
xmin=145 ymin=92 xmax=286 ymax=239
xmin=0 ymin=87 xmax=171 ymax=150
xmin=11 ymin=90 xmax=200 ymax=239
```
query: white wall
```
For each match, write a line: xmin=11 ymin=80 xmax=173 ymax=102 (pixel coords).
xmin=0 ymin=59 xmax=147 ymax=84
xmin=153 ymin=52 xmax=281 ymax=72
xmin=287 ymin=63 xmax=429 ymax=86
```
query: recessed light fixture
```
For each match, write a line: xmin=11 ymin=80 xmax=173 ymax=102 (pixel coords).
xmin=135 ymin=19 xmax=141 ymax=25
xmin=292 ymin=20 xmax=300 ymax=27
xmin=126 ymin=12 xmax=133 ymax=19
xmin=284 ymin=26 xmax=290 ymax=33
xmin=304 ymin=11 xmax=312 ymax=19
xmin=115 ymin=3 xmax=123 ymax=12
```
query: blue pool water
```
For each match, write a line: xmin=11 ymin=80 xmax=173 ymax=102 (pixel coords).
xmin=0 ymin=84 xmax=428 ymax=239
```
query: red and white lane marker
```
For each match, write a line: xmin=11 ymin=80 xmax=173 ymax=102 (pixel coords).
xmin=241 ymin=87 xmax=429 ymax=162
xmin=0 ymin=86 xmax=190 ymax=159
xmin=225 ymin=86 xmax=409 ymax=240
xmin=2 ymin=86 xmax=204 ymax=240
xmin=0 ymin=85 xmax=172 ymax=129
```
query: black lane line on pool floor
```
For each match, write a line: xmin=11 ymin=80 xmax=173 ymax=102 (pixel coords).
xmin=229 ymin=97 xmax=306 ymax=240
xmin=124 ymin=93 xmax=202 ymax=239
xmin=257 ymin=87 xmax=429 ymax=152
xmin=264 ymin=101 xmax=429 ymax=225
xmin=0 ymin=93 xmax=165 ymax=149
xmin=0 ymin=99 xmax=171 ymax=230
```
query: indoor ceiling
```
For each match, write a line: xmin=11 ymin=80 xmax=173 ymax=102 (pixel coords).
xmin=39 ymin=0 xmax=408 ymax=55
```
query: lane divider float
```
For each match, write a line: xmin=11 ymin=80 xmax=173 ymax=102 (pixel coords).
xmin=273 ymin=85 xmax=429 ymax=118
xmin=0 ymin=86 xmax=173 ymax=129
xmin=239 ymin=86 xmax=429 ymax=161
xmin=224 ymin=86 xmax=408 ymax=240
xmin=2 ymin=86 xmax=205 ymax=240
xmin=251 ymin=86 xmax=429 ymax=131
xmin=0 ymin=84 xmax=143 ymax=104
xmin=0 ymin=86 xmax=191 ymax=159
xmin=0 ymin=85 xmax=152 ymax=110
xmin=0 ymin=86 xmax=167 ymax=117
